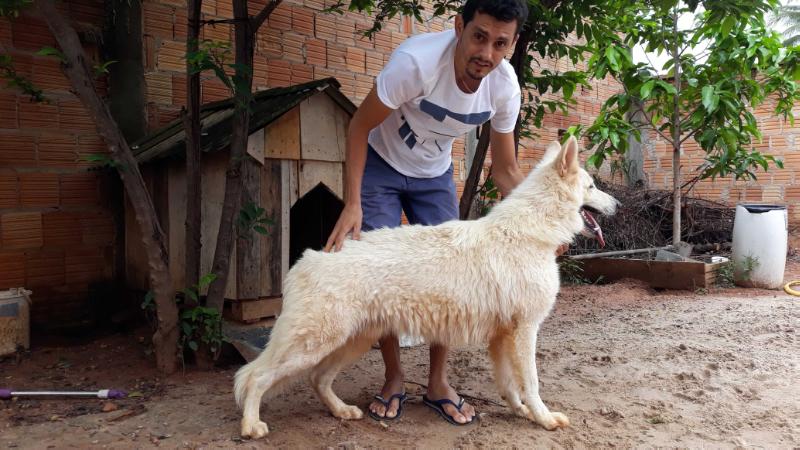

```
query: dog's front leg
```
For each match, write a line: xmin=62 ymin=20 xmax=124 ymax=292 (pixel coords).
xmin=511 ymin=323 xmax=569 ymax=430
xmin=489 ymin=330 xmax=527 ymax=417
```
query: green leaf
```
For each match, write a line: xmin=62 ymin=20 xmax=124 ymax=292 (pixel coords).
xmin=36 ymin=46 xmax=66 ymax=63
xmin=702 ymin=86 xmax=716 ymax=112
xmin=640 ymin=80 xmax=656 ymax=99
xmin=188 ymin=341 xmax=199 ymax=351
xmin=720 ymin=16 xmax=736 ymax=38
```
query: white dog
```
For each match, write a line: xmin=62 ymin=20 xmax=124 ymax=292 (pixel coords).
xmin=234 ymin=136 xmax=617 ymax=438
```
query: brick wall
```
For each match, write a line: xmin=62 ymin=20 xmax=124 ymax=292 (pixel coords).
xmin=0 ymin=0 xmax=116 ymax=328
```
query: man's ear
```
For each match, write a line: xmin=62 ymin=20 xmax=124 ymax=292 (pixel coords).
xmin=455 ymin=14 xmax=464 ymax=38
xmin=556 ymin=136 xmax=580 ymax=178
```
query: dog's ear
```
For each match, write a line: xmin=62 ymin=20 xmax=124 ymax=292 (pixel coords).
xmin=537 ymin=141 xmax=562 ymax=168
xmin=556 ymin=136 xmax=580 ymax=178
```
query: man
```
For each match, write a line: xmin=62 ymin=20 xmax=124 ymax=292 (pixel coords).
xmin=324 ymin=0 xmax=529 ymax=425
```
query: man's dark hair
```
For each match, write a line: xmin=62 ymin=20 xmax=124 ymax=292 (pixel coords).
xmin=462 ymin=0 xmax=529 ymax=34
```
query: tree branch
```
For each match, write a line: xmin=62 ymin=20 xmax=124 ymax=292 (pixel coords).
xmin=252 ymin=0 xmax=282 ymax=30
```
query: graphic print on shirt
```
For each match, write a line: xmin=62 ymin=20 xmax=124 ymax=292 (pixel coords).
xmin=398 ymin=100 xmax=491 ymax=151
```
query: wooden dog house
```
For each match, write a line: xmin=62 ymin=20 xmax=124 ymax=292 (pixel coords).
xmin=126 ymin=78 xmax=354 ymax=320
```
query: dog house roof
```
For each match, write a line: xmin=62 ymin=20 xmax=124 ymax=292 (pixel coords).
xmin=131 ymin=78 xmax=355 ymax=164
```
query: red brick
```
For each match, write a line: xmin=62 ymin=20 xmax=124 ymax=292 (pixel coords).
xmin=0 ymin=133 xmax=36 ymax=166
xmin=59 ymin=100 xmax=96 ymax=131
xmin=174 ymin=7 xmax=187 ymax=39
xmin=247 ymin=0 xmax=267 ymax=16
xmin=25 ymin=249 xmax=65 ymax=288
xmin=60 ymin=172 xmax=98 ymax=206
xmin=204 ymin=22 xmax=231 ymax=42
xmin=268 ymin=4 xmax=292 ymax=31
xmin=31 ymin=57 xmax=71 ymax=91
xmin=143 ymin=2 xmax=175 ymax=39
xmin=157 ymin=106 xmax=181 ymax=127
xmin=304 ymin=0 xmax=324 ymax=10
xmin=157 ymin=40 xmax=186 ymax=72
xmin=65 ymin=246 xmax=105 ymax=284
xmin=292 ymin=6 xmax=314 ymax=36
xmin=146 ymin=72 xmax=173 ymax=105
xmin=20 ymin=172 xmax=59 ymax=208
xmin=217 ymin=0 xmax=234 ymax=18
xmin=38 ymin=135 xmax=79 ymax=167
xmin=315 ymin=13 xmax=336 ymax=41
xmin=326 ymin=42 xmax=347 ymax=71
xmin=77 ymin=134 xmax=108 ymax=166
xmin=80 ymin=211 xmax=113 ymax=245
xmin=291 ymin=63 xmax=313 ymax=84
xmin=283 ymin=32 xmax=305 ymax=63
xmin=305 ymin=38 xmax=326 ymax=66
xmin=0 ymin=17 xmax=11 ymax=48
xmin=11 ymin=14 xmax=55 ymax=51
xmin=144 ymin=35 xmax=156 ymax=70
xmin=0 ymin=92 xmax=18 ymax=129
xmin=0 ymin=171 xmax=18 ymax=208
xmin=69 ymin=0 xmax=106 ymax=26
xmin=1 ymin=213 xmax=43 ymax=249
xmin=202 ymin=0 xmax=217 ymax=15
xmin=373 ymin=30 xmax=392 ymax=54
xmin=267 ymin=59 xmax=291 ymax=87
xmin=253 ymin=56 xmax=268 ymax=88
xmin=172 ymin=74 xmax=187 ymax=107
xmin=43 ymin=212 xmax=82 ymax=247
xmin=336 ymin=17 xmax=356 ymax=46
xmin=257 ymin=26 xmax=283 ymax=58
xmin=365 ymin=50 xmax=383 ymax=76
xmin=346 ymin=47 xmax=366 ymax=74
xmin=0 ymin=250 xmax=25 ymax=288
xmin=19 ymin=100 xmax=58 ymax=129
xmin=201 ymin=78 xmax=231 ymax=103
xmin=355 ymin=73 xmax=372 ymax=102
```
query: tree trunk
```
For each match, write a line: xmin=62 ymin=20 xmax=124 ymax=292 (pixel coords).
xmin=184 ymin=0 xmax=203 ymax=294
xmin=205 ymin=0 xmax=255 ymax=311
xmin=37 ymin=0 xmax=179 ymax=373
xmin=671 ymin=9 xmax=682 ymax=245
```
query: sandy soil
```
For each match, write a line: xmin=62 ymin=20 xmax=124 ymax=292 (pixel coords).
xmin=1 ymin=265 xmax=798 ymax=448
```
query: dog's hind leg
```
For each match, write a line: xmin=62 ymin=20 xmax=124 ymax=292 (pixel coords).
xmin=511 ymin=322 xmax=570 ymax=430
xmin=235 ymin=319 xmax=354 ymax=439
xmin=309 ymin=335 xmax=375 ymax=420
xmin=489 ymin=329 xmax=527 ymax=417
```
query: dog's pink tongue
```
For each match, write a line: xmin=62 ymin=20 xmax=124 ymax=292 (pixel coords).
xmin=583 ymin=210 xmax=605 ymax=248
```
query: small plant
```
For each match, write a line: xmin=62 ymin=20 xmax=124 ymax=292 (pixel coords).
xmin=236 ymin=201 xmax=273 ymax=239
xmin=558 ymin=257 xmax=592 ymax=285
xmin=736 ymin=255 xmax=760 ymax=282
xmin=141 ymin=274 xmax=227 ymax=361
xmin=715 ymin=261 xmax=735 ymax=287
xmin=477 ymin=175 xmax=499 ymax=217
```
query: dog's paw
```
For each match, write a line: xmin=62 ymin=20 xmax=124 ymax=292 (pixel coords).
xmin=538 ymin=412 xmax=570 ymax=430
xmin=333 ymin=405 xmax=364 ymax=420
xmin=241 ymin=419 xmax=270 ymax=439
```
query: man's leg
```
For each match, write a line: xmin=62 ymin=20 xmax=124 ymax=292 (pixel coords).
xmin=361 ymin=147 xmax=406 ymax=419
xmin=402 ymin=164 xmax=476 ymax=424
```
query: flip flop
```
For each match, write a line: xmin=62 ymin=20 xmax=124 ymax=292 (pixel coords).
xmin=422 ymin=395 xmax=476 ymax=426
xmin=367 ymin=392 xmax=408 ymax=421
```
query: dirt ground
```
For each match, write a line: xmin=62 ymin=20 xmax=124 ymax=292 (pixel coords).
xmin=1 ymin=262 xmax=799 ymax=449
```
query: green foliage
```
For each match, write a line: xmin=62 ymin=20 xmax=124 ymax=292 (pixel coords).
xmin=141 ymin=274 xmax=227 ymax=358
xmin=558 ymin=257 xmax=593 ymax=285
xmin=583 ymin=0 xmax=798 ymax=183
xmin=186 ymin=40 xmax=253 ymax=107
xmin=0 ymin=0 xmax=32 ymax=17
xmin=236 ymin=201 xmax=274 ymax=239
xmin=477 ymin=175 xmax=499 ymax=216
xmin=0 ymin=54 xmax=47 ymax=103
xmin=82 ymin=153 xmax=125 ymax=171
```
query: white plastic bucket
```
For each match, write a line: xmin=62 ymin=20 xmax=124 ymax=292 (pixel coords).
xmin=731 ymin=204 xmax=788 ymax=289
xmin=0 ymin=288 xmax=32 ymax=356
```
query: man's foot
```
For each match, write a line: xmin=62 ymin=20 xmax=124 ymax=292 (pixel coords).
xmin=425 ymin=380 xmax=476 ymax=424
xmin=368 ymin=376 xmax=405 ymax=419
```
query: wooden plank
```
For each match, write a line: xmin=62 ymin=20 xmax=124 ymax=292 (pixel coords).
xmin=227 ymin=296 xmax=282 ymax=322
xmin=281 ymin=160 xmax=295 ymax=283
xmin=265 ymin=106 xmax=300 ymax=160
xmin=237 ymin=156 xmax=262 ymax=300
xmin=298 ymin=160 xmax=343 ymax=200
xmin=261 ymin=159 xmax=282 ymax=297
xmin=300 ymin=94 xmax=346 ymax=162
xmin=580 ymin=258 xmax=712 ymax=290
xmin=247 ymin=129 xmax=265 ymax=165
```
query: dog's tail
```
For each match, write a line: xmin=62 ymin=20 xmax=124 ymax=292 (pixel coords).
xmin=233 ymin=359 xmax=257 ymax=409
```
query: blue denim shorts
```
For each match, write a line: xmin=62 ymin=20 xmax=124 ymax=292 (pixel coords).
xmin=361 ymin=146 xmax=458 ymax=231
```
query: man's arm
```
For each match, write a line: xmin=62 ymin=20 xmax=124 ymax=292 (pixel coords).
xmin=324 ymin=86 xmax=393 ymax=252
xmin=488 ymin=128 xmax=525 ymax=196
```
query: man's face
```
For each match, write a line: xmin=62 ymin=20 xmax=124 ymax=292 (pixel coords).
xmin=454 ymin=12 xmax=519 ymax=81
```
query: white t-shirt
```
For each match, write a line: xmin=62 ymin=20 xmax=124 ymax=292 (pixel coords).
xmin=369 ymin=29 xmax=521 ymax=178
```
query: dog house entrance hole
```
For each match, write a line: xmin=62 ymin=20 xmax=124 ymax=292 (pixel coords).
xmin=289 ymin=183 xmax=345 ymax=266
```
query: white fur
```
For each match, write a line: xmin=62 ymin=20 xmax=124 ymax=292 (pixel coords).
xmin=233 ymin=137 xmax=618 ymax=438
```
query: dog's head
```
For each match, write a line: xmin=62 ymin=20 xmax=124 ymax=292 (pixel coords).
xmin=538 ymin=136 xmax=618 ymax=247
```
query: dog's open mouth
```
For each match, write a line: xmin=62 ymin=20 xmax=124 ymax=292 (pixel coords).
xmin=580 ymin=206 xmax=605 ymax=248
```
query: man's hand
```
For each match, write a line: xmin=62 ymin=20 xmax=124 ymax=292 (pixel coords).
xmin=556 ymin=244 xmax=569 ymax=256
xmin=324 ymin=204 xmax=363 ymax=252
